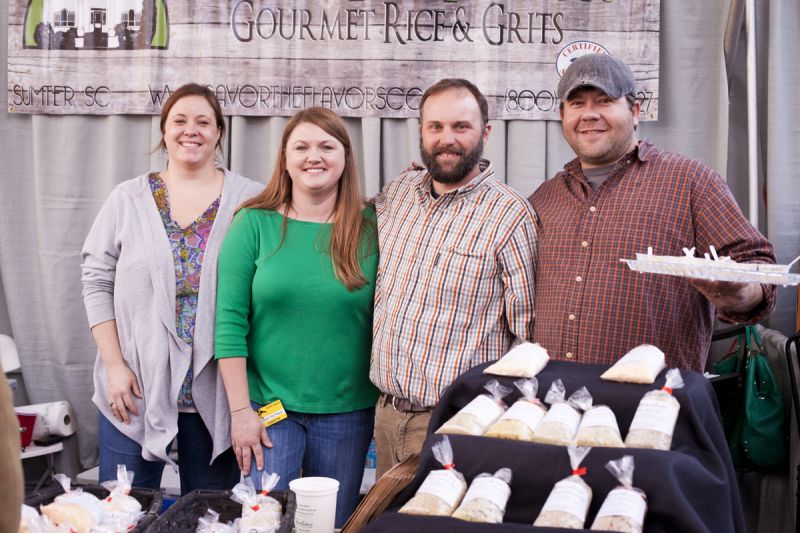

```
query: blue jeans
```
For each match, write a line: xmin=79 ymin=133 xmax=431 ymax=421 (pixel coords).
xmin=246 ymin=406 xmax=374 ymax=528
xmin=99 ymin=412 xmax=239 ymax=495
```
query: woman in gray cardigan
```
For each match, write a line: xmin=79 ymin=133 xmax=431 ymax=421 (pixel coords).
xmin=81 ymin=83 xmax=263 ymax=494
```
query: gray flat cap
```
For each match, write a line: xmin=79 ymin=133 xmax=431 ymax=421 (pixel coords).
xmin=557 ymin=53 xmax=637 ymax=101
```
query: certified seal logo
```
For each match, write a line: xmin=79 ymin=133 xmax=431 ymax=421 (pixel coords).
xmin=23 ymin=0 xmax=169 ymax=50
xmin=556 ymin=41 xmax=609 ymax=76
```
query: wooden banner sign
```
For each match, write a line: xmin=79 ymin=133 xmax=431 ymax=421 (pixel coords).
xmin=6 ymin=0 xmax=660 ymax=119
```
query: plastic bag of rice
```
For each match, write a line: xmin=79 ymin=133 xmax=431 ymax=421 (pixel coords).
xmin=590 ymin=455 xmax=647 ymax=533
xmin=436 ymin=379 xmax=511 ymax=436
xmin=533 ymin=445 xmax=593 ymax=529
xmin=451 ymin=468 xmax=512 ymax=523
xmin=231 ymin=472 xmax=283 ymax=533
xmin=532 ymin=380 xmax=592 ymax=446
xmin=624 ymin=369 xmax=684 ymax=450
xmin=601 ymin=345 xmax=666 ymax=384
xmin=196 ymin=509 xmax=236 ymax=533
xmin=399 ymin=436 xmax=467 ymax=516
xmin=576 ymin=405 xmax=624 ymax=448
xmin=485 ymin=378 xmax=547 ymax=441
xmin=483 ymin=342 xmax=549 ymax=378
xmin=40 ymin=474 xmax=105 ymax=533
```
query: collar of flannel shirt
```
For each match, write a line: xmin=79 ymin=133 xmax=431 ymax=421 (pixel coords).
xmin=562 ymin=138 xmax=658 ymax=185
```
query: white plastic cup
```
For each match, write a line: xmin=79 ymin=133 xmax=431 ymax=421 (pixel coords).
xmin=289 ymin=476 xmax=340 ymax=533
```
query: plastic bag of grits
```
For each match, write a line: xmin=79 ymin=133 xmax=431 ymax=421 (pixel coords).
xmin=532 ymin=380 xmax=592 ymax=446
xmin=601 ymin=344 xmax=666 ymax=384
xmin=399 ymin=436 xmax=467 ymax=516
xmin=591 ymin=455 xmax=647 ymax=533
xmin=39 ymin=474 xmax=104 ymax=533
xmin=533 ymin=445 xmax=593 ymax=529
xmin=485 ymin=378 xmax=547 ymax=441
xmin=196 ymin=509 xmax=236 ymax=533
xmin=483 ymin=342 xmax=550 ymax=378
xmin=437 ymin=379 xmax=511 ymax=436
xmin=96 ymin=464 xmax=144 ymax=531
xmin=451 ymin=468 xmax=512 ymax=523
xmin=575 ymin=402 xmax=625 ymax=448
xmin=231 ymin=472 xmax=283 ymax=532
xmin=624 ymin=369 xmax=684 ymax=450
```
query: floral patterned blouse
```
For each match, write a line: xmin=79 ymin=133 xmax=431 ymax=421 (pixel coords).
xmin=149 ymin=174 xmax=220 ymax=407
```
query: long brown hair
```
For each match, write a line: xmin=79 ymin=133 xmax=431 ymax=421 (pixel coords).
xmin=239 ymin=107 xmax=373 ymax=291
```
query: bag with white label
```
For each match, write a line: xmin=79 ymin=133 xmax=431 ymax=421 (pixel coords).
xmin=533 ymin=445 xmax=593 ymax=529
xmin=576 ymin=404 xmax=624 ymax=448
xmin=451 ymin=468 xmax=512 ymax=523
xmin=590 ymin=455 xmax=647 ymax=533
xmin=399 ymin=436 xmax=467 ymax=516
xmin=532 ymin=380 xmax=592 ymax=446
xmin=436 ymin=379 xmax=511 ymax=436
xmin=624 ymin=369 xmax=684 ymax=450
xmin=485 ymin=378 xmax=547 ymax=441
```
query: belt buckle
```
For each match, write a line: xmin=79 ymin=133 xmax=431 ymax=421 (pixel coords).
xmin=390 ymin=395 xmax=405 ymax=412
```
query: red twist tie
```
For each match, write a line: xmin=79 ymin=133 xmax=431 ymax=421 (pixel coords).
xmin=251 ymin=504 xmax=260 ymax=512
xmin=662 ymin=386 xmax=673 ymax=394
xmin=443 ymin=462 xmax=456 ymax=470
xmin=572 ymin=467 xmax=587 ymax=476
xmin=261 ymin=489 xmax=269 ymax=496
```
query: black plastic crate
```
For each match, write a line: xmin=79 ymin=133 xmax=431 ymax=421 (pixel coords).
xmin=25 ymin=483 xmax=163 ymax=533
xmin=145 ymin=489 xmax=295 ymax=533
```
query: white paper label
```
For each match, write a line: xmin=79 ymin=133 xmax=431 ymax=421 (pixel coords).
xmin=542 ymin=403 xmax=581 ymax=434
xmin=629 ymin=396 xmax=679 ymax=434
xmin=417 ymin=470 xmax=464 ymax=508
xmin=461 ymin=477 xmax=511 ymax=510
xmin=594 ymin=487 xmax=646 ymax=526
xmin=498 ymin=401 xmax=546 ymax=432
xmin=458 ymin=395 xmax=505 ymax=427
xmin=578 ymin=405 xmax=618 ymax=430
xmin=539 ymin=478 xmax=591 ymax=521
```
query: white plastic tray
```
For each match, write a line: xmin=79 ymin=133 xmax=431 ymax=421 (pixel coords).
xmin=621 ymin=248 xmax=800 ymax=286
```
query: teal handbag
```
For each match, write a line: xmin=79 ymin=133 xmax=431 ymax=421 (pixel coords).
xmin=713 ymin=326 xmax=788 ymax=471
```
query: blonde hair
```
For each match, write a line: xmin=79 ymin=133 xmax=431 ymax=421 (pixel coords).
xmin=239 ymin=107 xmax=373 ymax=291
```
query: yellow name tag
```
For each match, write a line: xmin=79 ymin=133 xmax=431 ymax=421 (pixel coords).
xmin=257 ymin=399 xmax=287 ymax=428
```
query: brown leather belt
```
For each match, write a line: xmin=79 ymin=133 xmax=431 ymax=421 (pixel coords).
xmin=382 ymin=393 xmax=433 ymax=413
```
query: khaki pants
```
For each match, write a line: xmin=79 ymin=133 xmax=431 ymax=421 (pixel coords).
xmin=374 ymin=397 xmax=433 ymax=479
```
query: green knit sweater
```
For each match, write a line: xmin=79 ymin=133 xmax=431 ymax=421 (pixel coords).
xmin=215 ymin=207 xmax=379 ymax=413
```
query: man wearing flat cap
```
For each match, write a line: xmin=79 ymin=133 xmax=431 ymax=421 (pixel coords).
xmin=528 ymin=53 xmax=776 ymax=371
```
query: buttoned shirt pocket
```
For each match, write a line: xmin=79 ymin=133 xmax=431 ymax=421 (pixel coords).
xmin=434 ymin=245 xmax=497 ymax=297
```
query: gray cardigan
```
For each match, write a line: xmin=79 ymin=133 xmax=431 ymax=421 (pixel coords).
xmin=81 ymin=170 xmax=264 ymax=465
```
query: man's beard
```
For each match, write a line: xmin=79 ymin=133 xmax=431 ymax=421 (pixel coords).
xmin=420 ymin=137 xmax=484 ymax=185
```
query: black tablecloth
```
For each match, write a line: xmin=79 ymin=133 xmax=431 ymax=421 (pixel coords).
xmin=364 ymin=360 xmax=744 ymax=533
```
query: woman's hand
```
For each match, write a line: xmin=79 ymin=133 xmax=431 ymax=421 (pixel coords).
xmin=105 ymin=359 xmax=142 ymax=424
xmin=231 ymin=408 xmax=273 ymax=474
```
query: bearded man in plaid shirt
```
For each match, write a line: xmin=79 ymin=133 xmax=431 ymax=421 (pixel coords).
xmin=370 ymin=79 xmax=538 ymax=477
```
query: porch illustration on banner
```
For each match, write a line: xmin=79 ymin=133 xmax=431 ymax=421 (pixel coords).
xmin=23 ymin=0 xmax=168 ymax=50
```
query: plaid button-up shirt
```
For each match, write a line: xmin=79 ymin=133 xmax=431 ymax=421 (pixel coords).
xmin=371 ymin=160 xmax=538 ymax=406
xmin=528 ymin=140 xmax=776 ymax=371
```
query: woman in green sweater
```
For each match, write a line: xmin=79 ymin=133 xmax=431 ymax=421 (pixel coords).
xmin=215 ymin=107 xmax=378 ymax=527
